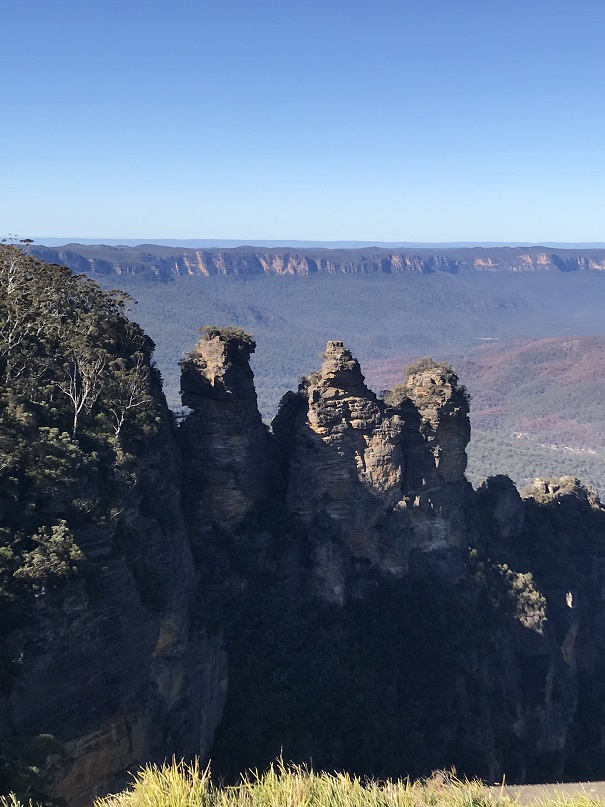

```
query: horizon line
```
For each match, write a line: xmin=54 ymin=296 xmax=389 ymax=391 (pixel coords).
xmin=30 ymin=237 xmax=605 ymax=249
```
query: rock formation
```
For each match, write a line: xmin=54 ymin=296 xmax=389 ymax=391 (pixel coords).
xmin=272 ymin=344 xmax=473 ymax=601
xmin=179 ymin=326 xmax=279 ymax=542
xmin=31 ymin=244 xmax=605 ymax=281
xmin=202 ymin=337 xmax=605 ymax=785
xmin=2 ymin=308 xmax=605 ymax=802
xmin=272 ymin=341 xmax=408 ymax=601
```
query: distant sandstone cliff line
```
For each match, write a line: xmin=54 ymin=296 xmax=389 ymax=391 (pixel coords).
xmin=31 ymin=243 xmax=605 ymax=280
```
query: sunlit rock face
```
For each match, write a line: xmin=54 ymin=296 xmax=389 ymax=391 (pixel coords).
xmin=272 ymin=341 xmax=409 ymax=601
xmin=272 ymin=342 xmax=474 ymax=601
xmin=30 ymin=243 xmax=605 ymax=281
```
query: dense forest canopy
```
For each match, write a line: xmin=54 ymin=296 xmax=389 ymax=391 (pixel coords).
xmin=0 ymin=242 xmax=162 ymax=667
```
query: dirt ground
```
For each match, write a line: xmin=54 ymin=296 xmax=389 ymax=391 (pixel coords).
xmin=488 ymin=782 xmax=605 ymax=803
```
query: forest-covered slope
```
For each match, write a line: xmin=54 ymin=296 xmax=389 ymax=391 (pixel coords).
xmin=0 ymin=244 xmax=226 ymax=802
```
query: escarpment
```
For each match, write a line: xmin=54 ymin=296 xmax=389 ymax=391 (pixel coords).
xmin=30 ymin=243 xmax=605 ymax=281
xmin=3 ymin=245 xmax=605 ymax=804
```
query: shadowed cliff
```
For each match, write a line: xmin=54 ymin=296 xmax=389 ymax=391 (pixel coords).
xmin=0 ymin=247 xmax=227 ymax=803
xmin=2 ymin=246 xmax=605 ymax=803
xmin=206 ymin=338 xmax=605 ymax=785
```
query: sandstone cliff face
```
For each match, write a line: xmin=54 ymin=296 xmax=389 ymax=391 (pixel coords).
xmin=272 ymin=342 xmax=408 ymax=602
xmin=272 ymin=343 xmax=473 ymax=602
xmin=0 ymin=397 xmax=227 ymax=805
xmin=31 ymin=244 xmax=605 ymax=281
xmin=178 ymin=327 xmax=280 ymax=544
xmin=396 ymin=364 xmax=472 ymax=559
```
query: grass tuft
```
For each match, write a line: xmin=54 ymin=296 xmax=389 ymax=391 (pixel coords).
xmin=5 ymin=760 xmax=605 ymax=807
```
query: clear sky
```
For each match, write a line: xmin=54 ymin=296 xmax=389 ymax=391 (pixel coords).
xmin=2 ymin=0 xmax=604 ymax=242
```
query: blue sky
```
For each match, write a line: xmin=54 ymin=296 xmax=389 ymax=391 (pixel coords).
xmin=2 ymin=0 xmax=604 ymax=242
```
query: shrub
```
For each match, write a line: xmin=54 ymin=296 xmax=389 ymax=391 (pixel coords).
xmin=13 ymin=522 xmax=84 ymax=588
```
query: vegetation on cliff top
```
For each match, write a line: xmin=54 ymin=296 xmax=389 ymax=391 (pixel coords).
xmin=198 ymin=325 xmax=256 ymax=350
xmin=382 ymin=357 xmax=469 ymax=408
xmin=0 ymin=242 xmax=161 ymax=602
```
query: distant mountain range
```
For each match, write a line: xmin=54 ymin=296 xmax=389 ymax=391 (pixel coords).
xmin=33 ymin=238 xmax=605 ymax=249
xmin=29 ymin=242 xmax=605 ymax=280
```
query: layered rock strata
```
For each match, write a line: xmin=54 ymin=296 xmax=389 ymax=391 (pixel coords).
xmin=31 ymin=244 xmax=605 ymax=281
xmin=273 ymin=343 xmax=473 ymax=600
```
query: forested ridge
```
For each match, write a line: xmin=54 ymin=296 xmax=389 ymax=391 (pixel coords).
xmin=0 ymin=242 xmax=162 ymax=585
xmin=0 ymin=243 xmax=176 ymax=796
xmin=30 ymin=243 xmax=605 ymax=282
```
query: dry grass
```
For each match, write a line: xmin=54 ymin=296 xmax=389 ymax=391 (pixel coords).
xmin=94 ymin=762 xmax=500 ymax=807
xmin=4 ymin=760 xmax=605 ymax=807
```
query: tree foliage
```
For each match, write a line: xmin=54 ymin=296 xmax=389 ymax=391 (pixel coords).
xmin=0 ymin=242 xmax=162 ymax=628
xmin=13 ymin=522 xmax=84 ymax=587
xmin=402 ymin=356 xmax=458 ymax=384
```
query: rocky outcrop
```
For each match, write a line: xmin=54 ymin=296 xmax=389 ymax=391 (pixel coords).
xmin=208 ymin=339 xmax=605 ymax=784
xmin=395 ymin=362 xmax=473 ymax=559
xmin=272 ymin=344 xmax=474 ymax=601
xmin=471 ymin=473 xmax=605 ymax=781
xmin=272 ymin=342 xmax=409 ymax=602
xmin=178 ymin=326 xmax=280 ymax=545
xmin=31 ymin=244 xmax=605 ymax=281
xmin=4 ymin=311 xmax=605 ymax=801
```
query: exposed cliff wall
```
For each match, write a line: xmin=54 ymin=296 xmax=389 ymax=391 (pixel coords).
xmin=272 ymin=341 xmax=408 ymax=602
xmin=3 ymin=246 xmax=605 ymax=803
xmin=207 ymin=338 xmax=605 ymax=785
xmin=0 ymin=248 xmax=227 ymax=804
xmin=474 ymin=474 xmax=605 ymax=780
xmin=178 ymin=327 xmax=280 ymax=544
xmin=271 ymin=343 xmax=473 ymax=601
xmin=31 ymin=244 xmax=605 ymax=281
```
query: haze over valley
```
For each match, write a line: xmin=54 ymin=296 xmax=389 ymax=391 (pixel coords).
xmin=36 ymin=242 xmax=605 ymax=497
